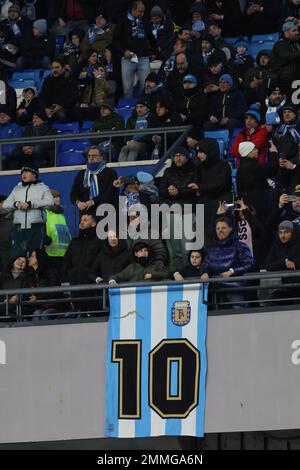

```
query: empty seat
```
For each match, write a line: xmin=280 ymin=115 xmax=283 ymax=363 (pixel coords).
xmin=117 ymin=97 xmax=137 ymax=108
xmin=57 ymin=139 xmax=91 ymax=152
xmin=204 ymin=129 xmax=230 ymax=143
xmin=249 ymin=42 xmax=274 ymax=58
xmin=8 ymin=79 xmax=36 ymax=89
xmin=57 ymin=150 xmax=85 ymax=166
xmin=117 ymin=107 xmax=134 ymax=124
xmin=53 ymin=122 xmax=80 ymax=134
xmin=80 ymin=120 xmax=93 ymax=133
xmin=225 ymin=36 xmax=248 ymax=45
xmin=11 ymin=70 xmax=41 ymax=84
xmin=251 ymin=33 xmax=279 ymax=42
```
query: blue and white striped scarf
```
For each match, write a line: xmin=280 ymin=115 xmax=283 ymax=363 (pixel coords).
xmin=83 ymin=161 xmax=107 ymax=199
xmin=127 ymin=11 xmax=145 ymax=39
xmin=276 ymin=122 xmax=300 ymax=144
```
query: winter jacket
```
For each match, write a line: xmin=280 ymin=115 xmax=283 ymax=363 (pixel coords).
xmin=91 ymin=111 xmax=125 ymax=151
xmin=22 ymin=32 xmax=55 ymax=63
xmin=20 ymin=122 xmax=58 ymax=155
xmin=113 ymin=15 xmax=157 ymax=58
xmin=150 ymin=18 xmax=174 ymax=54
xmin=196 ymin=138 xmax=232 ymax=198
xmin=40 ymin=72 xmax=79 ymax=109
xmin=231 ymin=126 xmax=269 ymax=166
xmin=81 ymin=78 xmax=116 ymax=107
xmin=146 ymin=110 xmax=183 ymax=147
xmin=127 ymin=231 xmax=168 ymax=265
xmin=159 ymin=159 xmax=198 ymax=204
xmin=17 ymin=96 xmax=41 ymax=125
xmin=266 ymin=232 xmax=300 ymax=273
xmin=0 ymin=211 xmax=13 ymax=270
xmin=91 ymin=240 xmax=131 ymax=282
xmin=208 ymin=89 xmax=247 ymax=121
xmin=110 ymin=260 xmax=168 ymax=283
xmin=80 ymin=22 xmax=115 ymax=57
xmin=273 ymin=121 xmax=300 ymax=162
xmin=201 ymin=232 xmax=254 ymax=286
xmin=2 ymin=181 xmax=54 ymax=229
xmin=165 ymin=64 xmax=203 ymax=97
xmin=272 ymin=37 xmax=300 ymax=82
xmin=228 ymin=54 xmax=254 ymax=82
xmin=175 ymin=87 xmax=208 ymax=126
xmin=62 ymin=227 xmax=102 ymax=284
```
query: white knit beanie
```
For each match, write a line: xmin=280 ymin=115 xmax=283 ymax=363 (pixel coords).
xmin=238 ymin=141 xmax=255 ymax=157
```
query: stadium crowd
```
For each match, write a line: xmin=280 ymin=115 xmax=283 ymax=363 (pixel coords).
xmin=0 ymin=0 xmax=300 ymax=316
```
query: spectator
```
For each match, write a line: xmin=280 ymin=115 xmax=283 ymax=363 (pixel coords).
xmin=50 ymin=0 xmax=95 ymax=36
xmin=142 ymin=70 xmax=173 ymax=112
xmin=244 ymin=0 xmax=282 ymax=35
xmin=192 ymin=137 xmax=232 ymax=243
xmin=119 ymin=97 xmax=151 ymax=162
xmin=200 ymin=32 xmax=227 ymax=67
xmin=236 ymin=141 xmax=278 ymax=220
xmin=204 ymin=74 xmax=247 ymax=133
xmin=113 ymin=1 xmax=156 ymax=98
xmin=70 ymin=146 xmax=118 ymax=213
xmin=16 ymin=87 xmax=41 ymax=126
xmin=230 ymin=105 xmax=268 ymax=166
xmin=8 ymin=110 xmax=58 ymax=169
xmin=109 ymin=241 xmax=168 ymax=284
xmin=265 ymin=220 xmax=300 ymax=303
xmin=45 ymin=189 xmax=72 ymax=276
xmin=0 ymin=194 xmax=13 ymax=271
xmin=243 ymin=50 xmax=273 ymax=105
xmin=91 ymin=101 xmax=125 ymax=158
xmin=159 ymin=146 xmax=198 ymax=266
xmin=273 ymin=103 xmax=300 ymax=163
xmin=91 ymin=230 xmax=131 ymax=283
xmin=165 ymin=52 xmax=202 ymax=97
xmin=0 ymin=105 xmax=22 ymax=168
xmin=267 ymin=188 xmax=300 ymax=232
xmin=17 ymin=18 xmax=54 ymax=69
xmin=149 ymin=5 xmax=174 ymax=57
xmin=200 ymin=216 xmax=254 ymax=307
xmin=0 ymin=166 xmax=53 ymax=257
xmin=80 ymin=12 xmax=115 ymax=58
xmin=203 ymin=56 xmax=230 ymax=96
xmin=0 ymin=255 xmax=28 ymax=316
xmin=40 ymin=58 xmax=79 ymax=122
xmin=228 ymin=39 xmax=254 ymax=84
xmin=146 ymin=96 xmax=183 ymax=151
xmin=77 ymin=48 xmax=100 ymax=82
xmin=61 ymin=212 xmax=102 ymax=285
xmin=208 ymin=0 xmax=246 ymax=37
xmin=175 ymin=74 xmax=208 ymax=126
xmin=184 ymin=2 xmax=206 ymax=44
xmin=158 ymin=38 xmax=187 ymax=81
xmin=207 ymin=20 xmax=233 ymax=61
xmin=272 ymin=21 xmax=300 ymax=98
xmin=0 ymin=3 xmax=32 ymax=68
xmin=260 ymin=83 xmax=286 ymax=128
xmin=172 ymin=249 xmax=205 ymax=281
xmin=63 ymin=28 xmax=84 ymax=72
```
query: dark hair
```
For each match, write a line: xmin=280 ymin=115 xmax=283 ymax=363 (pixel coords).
xmin=52 ymin=56 xmax=65 ymax=68
xmin=0 ymin=255 xmax=27 ymax=286
xmin=215 ymin=216 xmax=233 ymax=228
xmin=188 ymin=248 xmax=206 ymax=263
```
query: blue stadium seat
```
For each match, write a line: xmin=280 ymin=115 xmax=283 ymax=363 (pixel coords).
xmin=225 ymin=36 xmax=248 ymax=45
xmin=11 ymin=70 xmax=41 ymax=84
xmin=58 ymin=139 xmax=91 ymax=152
xmin=55 ymin=35 xmax=65 ymax=55
xmin=117 ymin=107 xmax=134 ymax=124
xmin=8 ymin=79 xmax=36 ymax=89
xmin=251 ymin=33 xmax=279 ymax=42
xmin=57 ymin=150 xmax=85 ymax=166
xmin=204 ymin=130 xmax=230 ymax=143
xmin=117 ymin=97 xmax=137 ymax=108
xmin=249 ymin=42 xmax=274 ymax=58
xmin=227 ymin=127 xmax=243 ymax=165
xmin=53 ymin=122 xmax=79 ymax=134
xmin=43 ymin=69 xmax=51 ymax=78
xmin=80 ymin=120 xmax=93 ymax=133
xmin=231 ymin=168 xmax=237 ymax=194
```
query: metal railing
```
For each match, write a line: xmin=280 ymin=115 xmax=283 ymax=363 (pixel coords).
xmin=0 ymin=125 xmax=190 ymax=170
xmin=1 ymin=270 xmax=300 ymax=324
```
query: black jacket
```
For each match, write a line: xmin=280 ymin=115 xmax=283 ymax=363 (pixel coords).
xmin=159 ymin=159 xmax=198 ymax=204
xmin=196 ymin=138 xmax=232 ymax=198
xmin=165 ymin=64 xmax=203 ymax=97
xmin=272 ymin=37 xmax=300 ymax=82
xmin=208 ymin=89 xmax=247 ymax=121
xmin=113 ymin=16 xmax=157 ymax=58
xmin=22 ymin=32 xmax=55 ymax=63
xmin=91 ymin=240 xmax=131 ymax=282
xmin=70 ymin=166 xmax=118 ymax=208
xmin=62 ymin=227 xmax=102 ymax=284
xmin=266 ymin=232 xmax=300 ymax=273
xmin=40 ymin=73 xmax=79 ymax=109
xmin=237 ymin=153 xmax=279 ymax=195
xmin=175 ymin=87 xmax=208 ymax=126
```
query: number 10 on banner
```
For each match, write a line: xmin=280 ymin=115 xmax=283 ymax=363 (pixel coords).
xmin=112 ymin=338 xmax=200 ymax=419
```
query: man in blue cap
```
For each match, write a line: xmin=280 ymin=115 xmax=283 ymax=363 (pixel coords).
xmin=204 ymin=74 xmax=247 ymax=133
xmin=272 ymin=21 xmax=300 ymax=98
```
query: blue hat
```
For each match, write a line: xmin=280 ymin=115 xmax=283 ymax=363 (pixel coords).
xmin=219 ymin=74 xmax=233 ymax=87
xmin=33 ymin=19 xmax=47 ymax=34
xmin=234 ymin=39 xmax=248 ymax=49
xmin=282 ymin=102 xmax=297 ymax=113
xmin=245 ymin=104 xmax=261 ymax=123
xmin=173 ymin=146 xmax=191 ymax=159
xmin=282 ymin=21 xmax=296 ymax=32
xmin=183 ymin=74 xmax=197 ymax=85
xmin=137 ymin=171 xmax=153 ymax=184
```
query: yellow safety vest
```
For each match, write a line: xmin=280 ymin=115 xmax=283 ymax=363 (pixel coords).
xmin=45 ymin=209 xmax=72 ymax=257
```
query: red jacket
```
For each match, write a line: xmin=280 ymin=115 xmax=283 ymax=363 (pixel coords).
xmin=230 ymin=126 xmax=268 ymax=167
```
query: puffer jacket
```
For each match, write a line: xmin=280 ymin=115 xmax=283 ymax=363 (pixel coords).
xmin=81 ymin=78 xmax=116 ymax=107
xmin=201 ymin=231 xmax=254 ymax=286
xmin=2 ymin=181 xmax=54 ymax=229
xmin=159 ymin=159 xmax=198 ymax=204
xmin=91 ymin=239 xmax=131 ymax=282
xmin=110 ymin=260 xmax=169 ymax=283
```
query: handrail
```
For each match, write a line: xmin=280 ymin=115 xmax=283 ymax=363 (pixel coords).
xmin=0 ymin=269 xmax=299 ymax=297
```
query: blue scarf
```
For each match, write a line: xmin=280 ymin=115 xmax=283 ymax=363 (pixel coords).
xmin=127 ymin=11 xmax=145 ymax=39
xmin=21 ymin=0 xmax=37 ymax=21
xmin=87 ymin=22 xmax=109 ymax=45
xmin=265 ymin=97 xmax=286 ymax=125
xmin=145 ymin=82 xmax=163 ymax=94
xmin=125 ymin=191 xmax=140 ymax=210
xmin=234 ymin=52 xmax=248 ymax=65
xmin=7 ymin=19 xmax=21 ymax=37
xmin=83 ymin=161 xmax=106 ymax=199
xmin=133 ymin=113 xmax=149 ymax=141
xmin=276 ymin=122 xmax=300 ymax=144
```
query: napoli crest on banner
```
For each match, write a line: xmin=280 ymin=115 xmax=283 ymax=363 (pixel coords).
xmin=172 ymin=301 xmax=191 ymax=326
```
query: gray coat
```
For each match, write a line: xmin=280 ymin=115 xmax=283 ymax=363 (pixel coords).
xmin=2 ymin=181 xmax=53 ymax=228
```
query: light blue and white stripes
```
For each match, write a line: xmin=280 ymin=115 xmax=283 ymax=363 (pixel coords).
xmin=105 ymin=283 xmax=208 ymax=438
